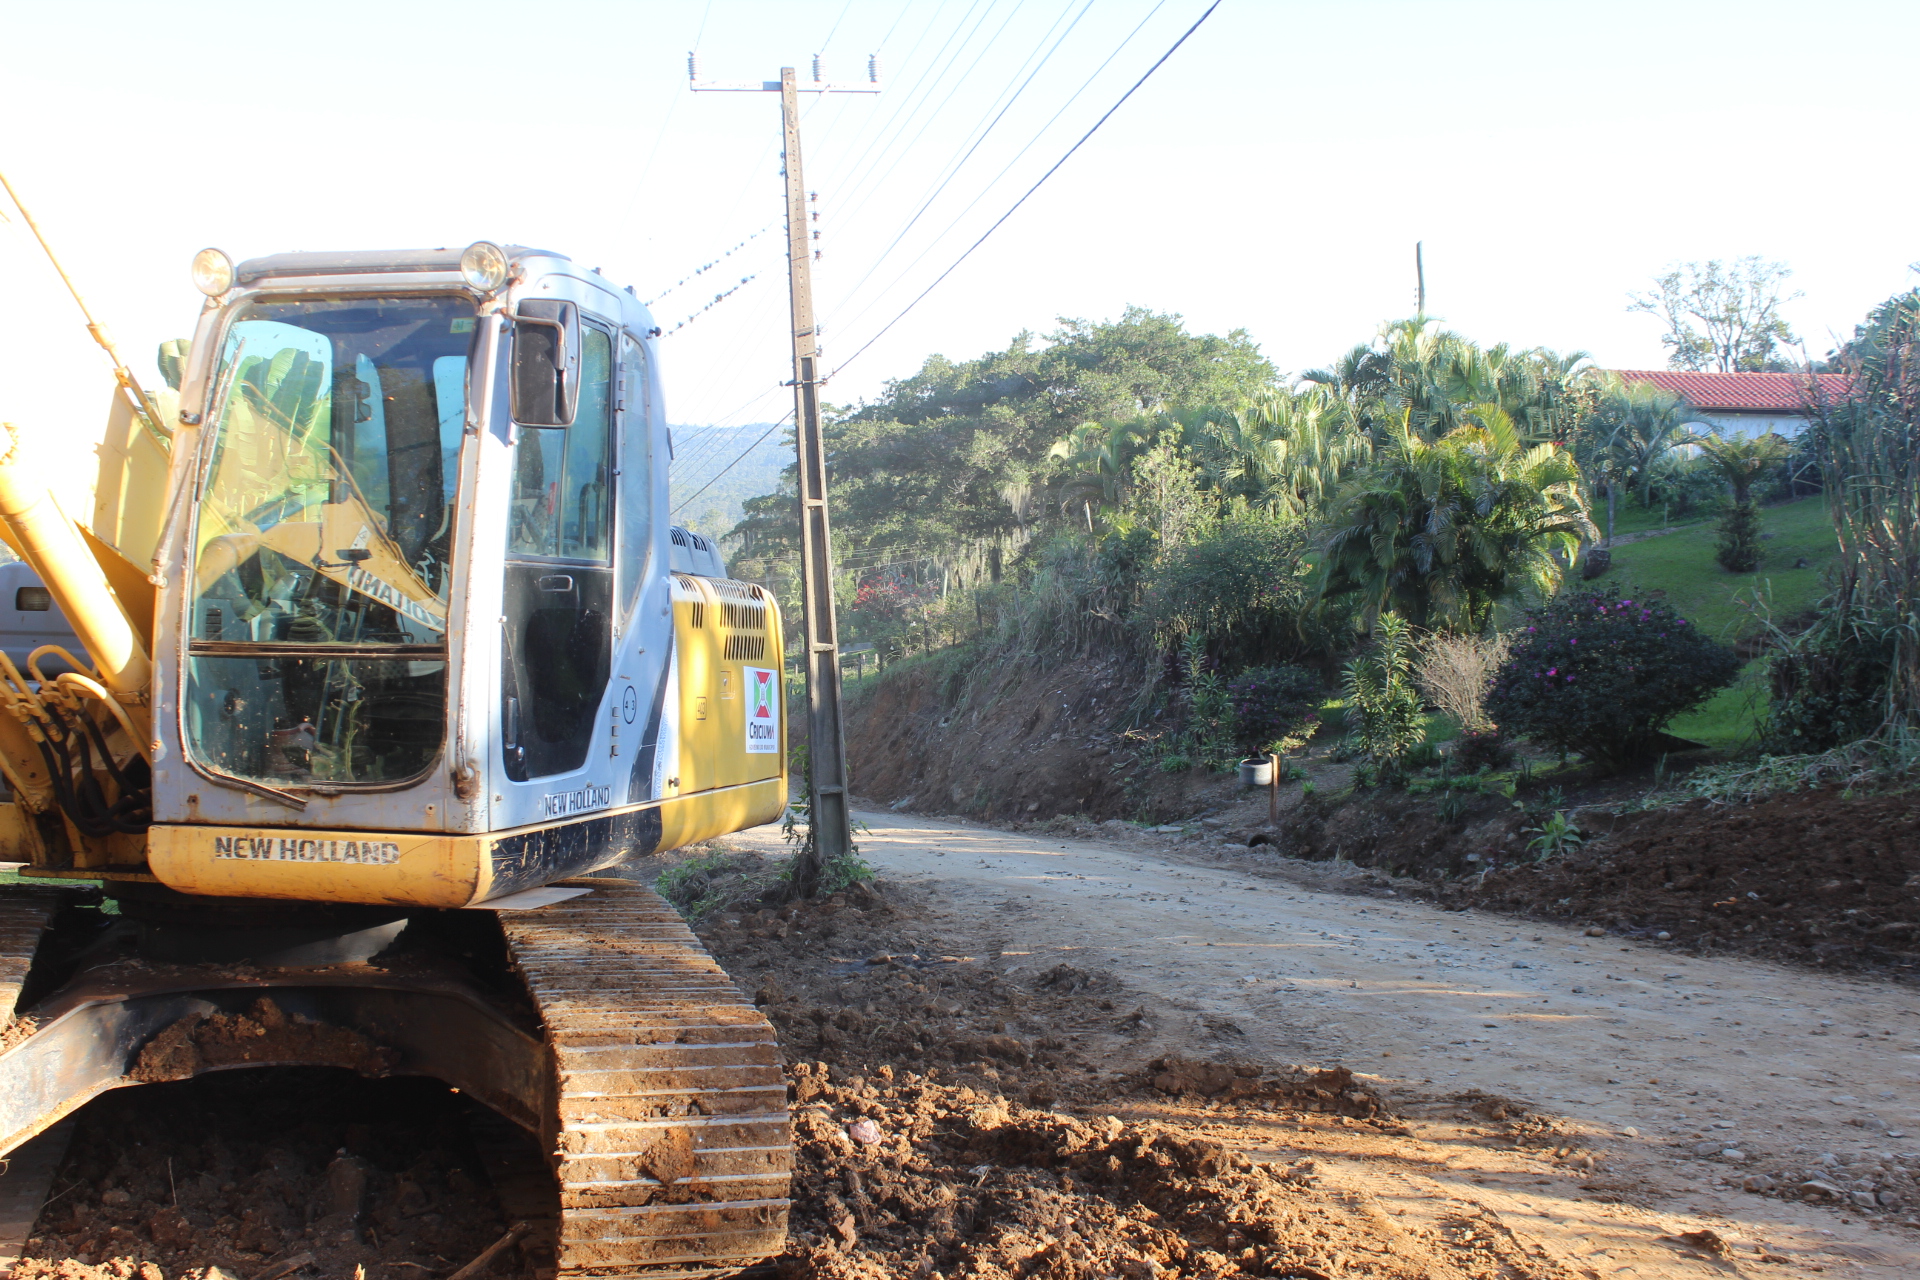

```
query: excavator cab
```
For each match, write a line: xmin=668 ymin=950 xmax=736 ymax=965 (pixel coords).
xmin=130 ymin=245 xmax=787 ymax=906
xmin=0 ymin=244 xmax=795 ymax=1278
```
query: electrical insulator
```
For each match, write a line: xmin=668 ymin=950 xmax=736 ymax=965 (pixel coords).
xmin=687 ymin=52 xmax=699 ymax=81
xmin=868 ymin=54 xmax=881 ymax=83
xmin=812 ymin=54 xmax=823 ymax=82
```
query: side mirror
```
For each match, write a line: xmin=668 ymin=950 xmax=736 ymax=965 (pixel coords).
xmin=511 ymin=300 xmax=580 ymax=425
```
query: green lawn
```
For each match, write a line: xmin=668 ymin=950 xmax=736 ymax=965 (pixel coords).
xmin=1603 ymin=500 xmax=1714 ymax=541
xmin=1600 ymin=496 xmax=1837 ymax=750
xmin=1604 ymin=496 xmax=1836 ymax=645
xmin=1667 ymin=659 xmax=1772 ymax=752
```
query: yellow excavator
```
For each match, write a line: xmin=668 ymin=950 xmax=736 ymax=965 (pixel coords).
xmin=0 ymin=236 xmax=793 ymax=1277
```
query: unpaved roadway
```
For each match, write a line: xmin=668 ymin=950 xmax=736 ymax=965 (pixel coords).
xmin=726 ymin=807 xmax=1920 ymax=1279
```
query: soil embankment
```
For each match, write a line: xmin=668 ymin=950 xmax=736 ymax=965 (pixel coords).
xmin=848 ymin=654 xmax=1920 ymax=977
xmin=1462 ymin=790 xmax=1920 ymax=971
xmin=846 ymin=654 xmax=1242 ymax=824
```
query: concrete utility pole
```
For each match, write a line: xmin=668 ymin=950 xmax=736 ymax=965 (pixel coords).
xmin=1415 ymin=241 xmax=1426 ymax=318
xmin=691 ymin=54 xmax=879 ymax=895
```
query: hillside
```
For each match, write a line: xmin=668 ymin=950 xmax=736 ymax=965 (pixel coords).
xmin=666 ymin=422 xmax=788 ymax=555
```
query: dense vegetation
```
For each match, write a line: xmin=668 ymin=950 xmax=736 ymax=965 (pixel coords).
xmin=730 ymin=281 xmax=1920 ymax=792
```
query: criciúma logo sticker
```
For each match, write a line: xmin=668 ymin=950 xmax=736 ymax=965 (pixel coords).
xmin=744 ymin=666 xmax=779 ymax=753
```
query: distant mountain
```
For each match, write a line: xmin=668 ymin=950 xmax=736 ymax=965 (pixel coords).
xmin=666 ymin=422 xmax=789 ymax=546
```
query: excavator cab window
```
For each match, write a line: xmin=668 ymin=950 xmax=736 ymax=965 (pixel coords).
xmin=501 ymin=320 xmax=616 ymax=780
xmin=614 ymin=333 xmax=653 ymax=627
xmin=183 ymin=295 xmax=473 ymax=788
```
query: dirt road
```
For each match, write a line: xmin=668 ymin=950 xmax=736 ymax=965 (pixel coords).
xmin=726 ymin=808 xmax=1920 ymax=1279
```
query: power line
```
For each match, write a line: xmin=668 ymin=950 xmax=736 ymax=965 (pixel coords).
xmin=808 ymin=0 xmax=995 ymax=216
xmin=645 ymin=220 xmax=779 ymax=307
xmin=834 ymin=0 xmax=1093 ymax=307
xmin=674 ymin=403 xmax=786 ymax=482
xmin=828 ymin=0 xmax=1221 ymax=382
xmin=816 ymin=0 xmax=858 ymax=53
xmin=827 ymin=0 xmax=1076 ymax=239
xmin=672 ymin=413 xmax=793 ymax=516
xmin=831 ymin=0 xmax=1170 ymax=332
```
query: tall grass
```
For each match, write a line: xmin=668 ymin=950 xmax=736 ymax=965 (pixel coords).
xmin=1805 ymin=291 xmax=1920 ymax=732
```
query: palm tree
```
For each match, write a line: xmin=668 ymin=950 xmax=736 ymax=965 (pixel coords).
xmin=1696 ymin=431 xmax=1791 ymax=572
xmin=1696 ymin=431 xmax=1791 ymax=504
xmin=1319 ymin=411 xmax=1596 ymax=632
xmin=1579 ymin=376 xmax=1705 ymax=539
xmin=1047 ymin=417 xmax=1149 ymax=513
xmin=1181 ymin=388 xmax=1371 ymax=517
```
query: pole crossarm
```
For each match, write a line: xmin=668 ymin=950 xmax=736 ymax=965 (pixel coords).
xmin=688 ymin=52 xmax=881 ymax=94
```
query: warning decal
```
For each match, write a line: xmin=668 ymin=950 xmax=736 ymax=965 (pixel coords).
xmin=744 ymin=666 xmax=779 ymax=754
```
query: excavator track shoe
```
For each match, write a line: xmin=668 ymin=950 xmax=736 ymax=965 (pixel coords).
xmin=501 ymin=878 xmax=790 ymax=1279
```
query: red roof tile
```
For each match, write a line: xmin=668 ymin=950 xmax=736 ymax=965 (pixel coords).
xmin=1612 ymin=370 xmax=1855 ymax=413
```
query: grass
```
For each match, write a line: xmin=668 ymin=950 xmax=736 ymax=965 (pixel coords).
xmin=1604 ymin=499 xmax=1715 ymax=540
xmin=1604 ymin=495 xmax=1837 ymax=646
xmin=1596 ymin=495 xmax=1837 ymax=751
xmin=1667 ymin=659 xmax=1771 ymax=752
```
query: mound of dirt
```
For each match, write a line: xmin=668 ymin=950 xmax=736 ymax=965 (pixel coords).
xmin=778 ymin=1063 xmax=1514 ymax=1280
xmin=15 ymin=1070 xmax=527 ymax=1280
xmin=1462 ymin=788 xmax=1920 ymax=971
xmin=691 ymin=871 xmax=1128 ymax=1084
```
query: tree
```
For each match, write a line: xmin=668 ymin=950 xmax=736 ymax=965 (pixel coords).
xmin=1177 ymin=388 xmax=1369 ymax=518
xmin=1319 ymin=411 xmax=1596 ymax=633
xmin=1628 ymin=257 xmax=1803 ymax=372
xmin=1342 ymin=613 xmax=1427 ymax=782
xmin=1694 ymin=432 xmax=1789 ymax=573
xmin=734 ymin=308 xmax=1277 ymax=584
xmin=1696 ymin=431 xmax=1791 ymax=506
xmin=1582 ymin=375 xmax=1705 ymax=539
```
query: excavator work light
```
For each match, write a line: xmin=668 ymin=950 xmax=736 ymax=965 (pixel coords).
xmin=460 ymin=240 xmax=508 ymax=292
xmin=190 ymin=247 xmax=233 ymax=296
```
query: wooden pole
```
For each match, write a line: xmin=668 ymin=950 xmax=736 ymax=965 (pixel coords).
xmin=1268 ymin=751 xmax=1280 ymax=825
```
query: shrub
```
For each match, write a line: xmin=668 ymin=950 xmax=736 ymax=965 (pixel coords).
xmin=1486 ymin=587 xmax=1741 ymax=769
xmin=1176 ymin=634 xmax=1234 ymax=767
xmin=1342 ymin=614 xmax=1426 ymax=781
xmin=1761 ymin=605 xmax=1899 ymax=752
xmin=1414 ymin=631 xmax=1511 ymax=733
xmin=1226 ymin=664 xmax=1322 ymax=758
xmin=1451 ymin=728 xmax=1515 ymax=772
xmin=1136 ymin=513 xmax=1326 ymax=669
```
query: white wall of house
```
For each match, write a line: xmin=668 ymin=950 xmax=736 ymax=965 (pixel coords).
xmin=1684 ymin=412 xmax=1808 ymax=440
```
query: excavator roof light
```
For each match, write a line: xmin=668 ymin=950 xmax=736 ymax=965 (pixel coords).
xmin=460 ymin=241 xmax=509 ymax=293
xmin=190 ymin=247 xmax=233 ymax=297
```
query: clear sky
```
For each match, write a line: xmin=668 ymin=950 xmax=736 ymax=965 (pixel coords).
xmin=3 ymin=0 xmax=1916 ymax=501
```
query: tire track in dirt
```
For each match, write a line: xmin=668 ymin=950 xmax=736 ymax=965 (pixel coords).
xmin=722 ymin=808 xmax=1920 ymax=1278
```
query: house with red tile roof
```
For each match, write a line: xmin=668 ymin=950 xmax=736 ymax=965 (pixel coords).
xmin=1612 ymin=370 xmax=1854 ymax=439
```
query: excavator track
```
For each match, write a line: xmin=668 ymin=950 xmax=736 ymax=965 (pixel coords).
xmin=501 ymin=877 xmax=790 ymax=1280
xmin=0 ymin=890 xmax=57 ymax=1024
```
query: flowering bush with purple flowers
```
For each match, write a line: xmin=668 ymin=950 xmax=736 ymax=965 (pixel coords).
xmin=1486 ymin=587 xmax=1741 ymax=768
xmin=1226 ymin=664 xmax=1323 ymax=758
